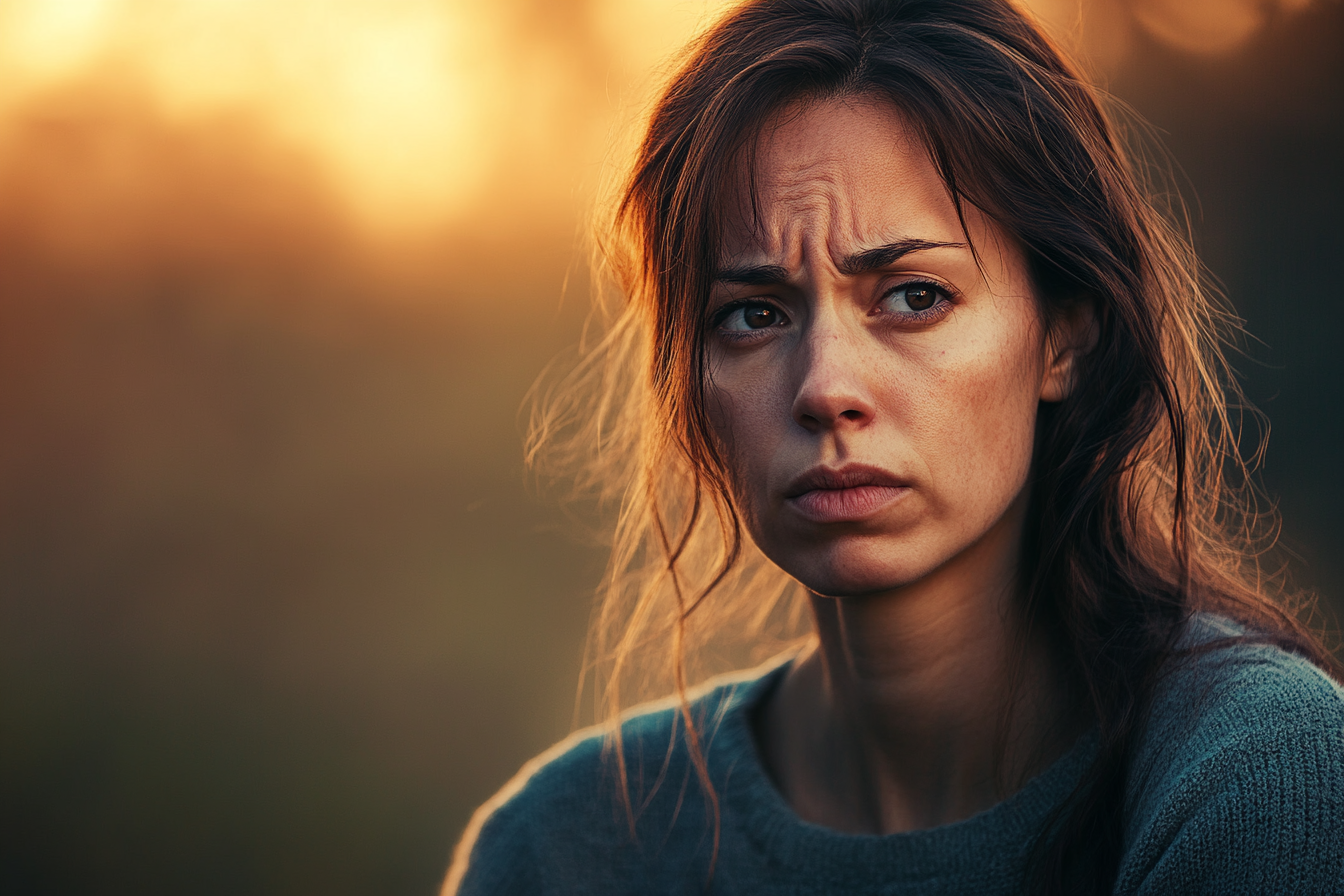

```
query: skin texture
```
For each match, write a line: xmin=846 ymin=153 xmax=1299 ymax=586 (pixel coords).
xmin=706 ymin=97 xmax=1090 ymax=834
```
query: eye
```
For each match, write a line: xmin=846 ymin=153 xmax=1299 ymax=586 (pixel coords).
xmin=716 ymin=301 xmax=788 ymax=332
xmin=880 ymin=281 xmax=949 ymax=315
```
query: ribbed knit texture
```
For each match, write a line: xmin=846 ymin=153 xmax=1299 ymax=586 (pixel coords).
xmin=448 ymin=616 xmax=1344 ymax=894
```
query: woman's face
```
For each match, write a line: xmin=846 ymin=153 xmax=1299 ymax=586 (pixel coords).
xmin=705 ymin=97 xmax=1073 ymax=598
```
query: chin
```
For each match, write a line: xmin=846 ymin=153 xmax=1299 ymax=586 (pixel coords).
xmin=777 ymin=538 xmax=942 ymax=598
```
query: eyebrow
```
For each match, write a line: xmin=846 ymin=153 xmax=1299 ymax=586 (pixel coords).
xmin=712 ymin=238 xmax=966 ymax=285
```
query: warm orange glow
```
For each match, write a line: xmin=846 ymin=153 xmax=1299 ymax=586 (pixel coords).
xmin=0 ymin=1 xmax=513 ymax=231
xmin=0 ymin=0 xmax=1320 ymax=236
xmin=0 ymin=0 xmax=740 ymax=235
xmin=1132 ymin=0 xmax=1266 ymax=55
xmin=593 ymin=0 xmax=737 ymax=84
xmin=1021 ymin=0 xmax=1316 ymax=60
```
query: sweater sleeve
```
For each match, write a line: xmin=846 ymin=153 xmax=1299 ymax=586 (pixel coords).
xmin=1118 ymin=645 xmax=1344 ymax=895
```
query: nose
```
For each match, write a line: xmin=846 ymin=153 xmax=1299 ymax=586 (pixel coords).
xmin=790 ymin=319 xmax=877 ymax=433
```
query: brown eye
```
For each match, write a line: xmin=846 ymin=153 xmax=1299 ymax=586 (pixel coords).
xmin=881 ymin=282 xmax=947 ymax=315
xmin=905 ymin=285 xmax=936 ymax=310
xmin=715 ymin=301 xmax=789 ymax=335
xmin=743 ymin=306 xmax=779 ymax=328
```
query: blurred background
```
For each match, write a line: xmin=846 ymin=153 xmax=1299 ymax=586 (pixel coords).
xmin=0 ymin=0 xmax=1337 ymax=893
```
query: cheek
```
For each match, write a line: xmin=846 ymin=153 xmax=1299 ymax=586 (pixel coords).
xmin=704 ymin=381 xmax=761 ymax=503
xmin=705 ymin=370 xmax=791 ymax=525
xmin=902 ymin=314 xmax=1044 ymax=515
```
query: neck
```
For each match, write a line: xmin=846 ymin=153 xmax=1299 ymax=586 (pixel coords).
xmin=755 ymin=493 xmax=1082 ymax=834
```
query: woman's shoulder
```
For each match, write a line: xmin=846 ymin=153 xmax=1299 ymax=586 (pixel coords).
xmin=1118 ymin=613 xmax=1344 ymax=895
xmin=1152 ymin=613 xmax=1344 ymax=744
xmin=441 ymin=660 xmax=788 ymax=896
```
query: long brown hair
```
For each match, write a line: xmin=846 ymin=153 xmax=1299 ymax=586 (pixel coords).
xmin=529 ymin=0 xmax=1339 ymax=891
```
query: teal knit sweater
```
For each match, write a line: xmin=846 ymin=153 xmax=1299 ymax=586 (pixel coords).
xmin=448 ymin=617 xmax=1344 ymax=894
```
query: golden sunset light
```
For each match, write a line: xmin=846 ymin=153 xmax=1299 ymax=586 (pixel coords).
xmin=0 ymin=0 xmax=746 ymax=233
xmin=0 ymin=0 xmax=511 ymax=229
xmin=0 ymin=0 xmax=1318 ymax=234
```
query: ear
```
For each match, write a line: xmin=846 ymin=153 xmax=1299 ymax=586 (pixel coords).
xmin=1040 ymin=297 xmax=1097 ymax=403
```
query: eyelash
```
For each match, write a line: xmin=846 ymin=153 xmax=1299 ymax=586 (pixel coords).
xmin=709 ymin=299 xmax=785 ymax=343
xmin=708 ymin=278 xmax=956 ymax=342
xmin=876 ymin=279 xmax=957 ymax=323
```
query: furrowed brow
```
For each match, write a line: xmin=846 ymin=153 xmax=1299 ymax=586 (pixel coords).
xmin=837 ymin=239 xmax=965 ymax=276
xmin=713 ymin=240 xmax=965 ymax=284
xmin=711 ymin=263 xmax=791 ymax=286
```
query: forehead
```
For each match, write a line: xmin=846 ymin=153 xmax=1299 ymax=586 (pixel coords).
xmin=719 ymin=97 xmax=977 ymax=266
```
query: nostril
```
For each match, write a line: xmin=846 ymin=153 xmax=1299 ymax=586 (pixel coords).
xmin=793 ymin=404 xmax=868 ymax=432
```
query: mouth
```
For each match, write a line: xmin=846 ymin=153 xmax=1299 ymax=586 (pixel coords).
xmin=783 ymin=464 xmax=911 ymax=523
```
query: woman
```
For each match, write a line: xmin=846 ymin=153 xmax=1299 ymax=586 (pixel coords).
xmin=446 ymin=0 xmax=1344 ymax=893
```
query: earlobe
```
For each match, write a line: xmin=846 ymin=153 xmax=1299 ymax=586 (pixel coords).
xmin=1040 ymin=298 xmax=1098 ymax=403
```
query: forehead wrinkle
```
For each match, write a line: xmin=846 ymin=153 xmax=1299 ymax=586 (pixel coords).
xmin=740 ymin=162 xmax=856 ymax=278
xmin=724 ymin=99 xmax=956 ymax=278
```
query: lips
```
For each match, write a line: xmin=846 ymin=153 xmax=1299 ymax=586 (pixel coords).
xmin=783 ymin=464 xmax=911 ymax=523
